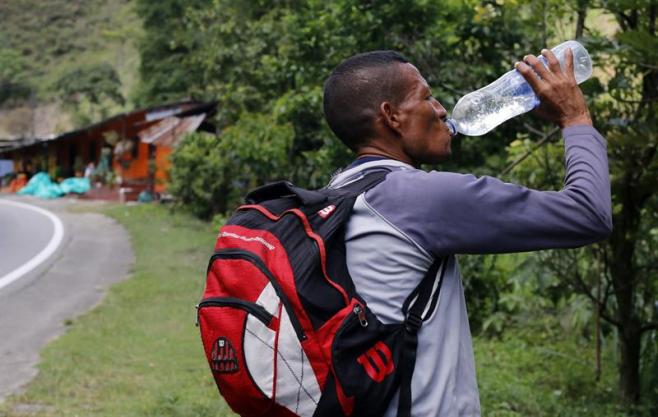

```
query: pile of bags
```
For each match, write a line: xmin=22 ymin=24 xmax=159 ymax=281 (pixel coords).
xmin=18 ymin=172 xmax=91 ymax=199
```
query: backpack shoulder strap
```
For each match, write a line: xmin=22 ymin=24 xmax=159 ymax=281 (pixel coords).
xmin=328 ymin=167 xmax=393 ymax=197
xmin=244 ymin=166 xmax=392 ymax=206
xmin=397 ymin=257 xmax=448 ymax=417
xmin=245 ymin=180 xmax=327 ymax=205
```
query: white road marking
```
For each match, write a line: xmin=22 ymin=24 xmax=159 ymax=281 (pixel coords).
xmin=0 ymin=199 xmax=65 ymax=291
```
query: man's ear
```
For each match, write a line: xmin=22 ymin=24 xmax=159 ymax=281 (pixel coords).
xmin=379 ymin=101 xmax=402 ymax=133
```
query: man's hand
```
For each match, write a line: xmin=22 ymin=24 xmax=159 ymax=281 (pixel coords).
xmin=515 ymin=48 xmax=592 ymax=129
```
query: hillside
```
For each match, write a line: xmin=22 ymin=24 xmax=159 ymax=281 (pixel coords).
xmin=0 ymin=0 xmax=142 ymax=139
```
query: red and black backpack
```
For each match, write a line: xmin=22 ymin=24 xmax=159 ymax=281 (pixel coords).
xmin=197 ymin=170 xmax=446 ymax=417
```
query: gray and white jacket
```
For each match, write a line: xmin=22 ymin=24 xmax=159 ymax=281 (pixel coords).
xmin=327 ymin=125 xmax=612 ymax=417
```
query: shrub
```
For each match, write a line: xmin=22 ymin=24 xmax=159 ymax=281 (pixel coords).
xmin=169 ymin=114 xmax=293 ymax=219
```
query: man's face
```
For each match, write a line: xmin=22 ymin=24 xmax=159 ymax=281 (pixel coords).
xmin=394 ymin=63 xmax=452 ymax=165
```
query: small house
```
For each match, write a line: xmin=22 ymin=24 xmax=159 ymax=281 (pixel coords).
xmin=0 ymin=100 xmax=216 ymax=200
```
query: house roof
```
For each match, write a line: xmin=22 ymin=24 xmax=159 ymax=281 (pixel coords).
xmin=0 ymin=100 xmax=217 ymax=155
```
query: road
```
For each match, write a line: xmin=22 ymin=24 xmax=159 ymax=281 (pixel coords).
xmin=0 ymin=200 xmax=53 ymax=278
xmin=0 ymin=195 xmax=134 ymax=401
xmin=0 ymin=200 xmax=63 ymax=290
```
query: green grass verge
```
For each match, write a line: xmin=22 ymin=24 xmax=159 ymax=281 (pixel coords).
xmin=0 ymin=203 xmax=234 ymax=417
xmin=0 ymin=203 xmax=642 ymax=416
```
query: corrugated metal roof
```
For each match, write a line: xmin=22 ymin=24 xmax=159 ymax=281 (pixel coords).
xmin=138 ymin=114 xmax=206 ymax=147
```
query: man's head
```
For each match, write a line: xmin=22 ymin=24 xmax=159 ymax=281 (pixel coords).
xmin=323 ymin=50 xmax=452 ymax=166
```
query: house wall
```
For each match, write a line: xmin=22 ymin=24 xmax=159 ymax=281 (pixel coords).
xmin=111 ymin=142 xmax=171 ymax=192
xmin=5 ymin=136 xmax=104 ymax=180
xmin=154 ymin=145 xmax=172 ymax=193
xmin=113 ymin=141 xmax=149 ymax=182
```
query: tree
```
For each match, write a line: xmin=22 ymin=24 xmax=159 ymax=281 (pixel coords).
xmin=592 ymin=0 xmax=658 ymax=404
xmin=132 ymin=0 xmax=207 ymax=107
xmin=54 ymin=63 xmax=125 ymax=106
xmin=54 ymin=63 xmax=125 ymax=125
xmin=0 ymin=47 xmax=31 ymax=105
xmin=503 ymin=0 xmax=658 ymax=405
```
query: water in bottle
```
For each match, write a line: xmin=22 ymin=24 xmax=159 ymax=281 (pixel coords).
xmin=445 ymin=40 xmax=592 ymax=137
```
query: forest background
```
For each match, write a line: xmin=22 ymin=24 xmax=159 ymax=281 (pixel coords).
xmin=1 ymin=0 xmax=656 ymax=416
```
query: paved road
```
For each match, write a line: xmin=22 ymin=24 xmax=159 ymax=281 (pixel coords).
xmin=0 ymin=200 xmax=63 ymax=289
xmin=0 ymin=201 xmax=54 ymax=278
xmin=0 ymin=195 xmax=134 ymax=401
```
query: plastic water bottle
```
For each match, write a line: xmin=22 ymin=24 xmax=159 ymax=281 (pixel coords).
xmin=445 ymin=40 xmax=592 ymax=137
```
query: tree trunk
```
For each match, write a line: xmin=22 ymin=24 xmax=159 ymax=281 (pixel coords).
xmin=609 ymin=254 xmax=643 ymax=403
xmin=618 ymin=318 xmax=642 ymax=403
xmin=575 ymin=0 xmax=588 ymax=39
xmin=609 ymin=172 xmax=643 ymax=403
xmin=609 ymin=240 xmax=643 ymax=403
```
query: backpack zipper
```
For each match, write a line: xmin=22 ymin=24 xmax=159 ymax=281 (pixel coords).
xmin=353 ymin=304 xmax=368 ymax=327
xmin=196 ymin=297 xmax=274 ymax=327
xmin=209 ymin=248 xmax=307 ymax=341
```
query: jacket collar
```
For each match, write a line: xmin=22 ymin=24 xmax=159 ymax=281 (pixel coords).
xmin=328 ymin=158 xmax=413 ymax=188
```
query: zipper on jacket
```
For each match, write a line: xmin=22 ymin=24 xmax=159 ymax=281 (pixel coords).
xmin=208 ymin=248 xmax=307 ymax=341
xmin=196 ymin=297 xmax=273 ymax=327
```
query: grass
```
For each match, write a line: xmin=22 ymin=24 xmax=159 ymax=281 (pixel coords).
xmin=0 ymin=203 xmax=643 ymax=416
xmin=0 ymin=203 xmax=234 ymax=417
xmin=475 ymin=330 xmax=628 ymax=417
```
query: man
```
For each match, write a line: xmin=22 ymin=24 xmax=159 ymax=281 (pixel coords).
xmin=322 ymin=50 xmax=611 ymax=416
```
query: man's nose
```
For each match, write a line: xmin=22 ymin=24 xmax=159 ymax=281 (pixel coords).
xmin=432 ymin=98 xmax=447 ymax=117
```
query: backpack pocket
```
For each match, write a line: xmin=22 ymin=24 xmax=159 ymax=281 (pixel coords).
xmin=331 ymin=303 xmax=403 ymax=417
xmin=210 ymin=248 xmax=306 ymax=341
xmin=197 ymin=297 xmax=278 ymax=417
xmin=199 ymin=251 xmax=324 ymax=417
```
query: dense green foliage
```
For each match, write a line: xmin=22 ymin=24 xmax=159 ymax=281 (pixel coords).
xmin=500 ymin=0 xmax=658 ymax=406
xmin=0 ymin=46 xmax=31 ymax=105
xmin=0 ymin=0 xmax=140 ymax=128
xmin=170 ymin=117 xmax=293 ymax=218
xmin=54 ymin=63 xmax=125 ymax=126
xmin=162 ymin=0 xmax=553 ymax=213
xmin=132 ymin=0 xmax=206 ymax=107
xmin=0 ymin=0 xmax=140 ymax=99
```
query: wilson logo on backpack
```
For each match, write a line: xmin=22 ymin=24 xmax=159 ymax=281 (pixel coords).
xmin=356 ymin=341 xmax=395 ymax=383
xmin=317 ymin=204 xmax=336 ymax=219
xmin=196 ymin=169 xmax=446 ymax=417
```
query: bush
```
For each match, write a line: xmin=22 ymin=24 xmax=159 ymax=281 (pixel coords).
xmin=169 ymin=114 xmax=293 ymax=219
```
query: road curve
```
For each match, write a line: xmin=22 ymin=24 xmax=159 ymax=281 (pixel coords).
xmin=0 ymin=195 xmax=134 ymax=401
xmin=0 ymin=199 xmax=64 ymax=290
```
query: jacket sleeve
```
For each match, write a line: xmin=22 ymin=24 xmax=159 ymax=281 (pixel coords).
xmin=365 ymin=125 xmax=613 ymax=256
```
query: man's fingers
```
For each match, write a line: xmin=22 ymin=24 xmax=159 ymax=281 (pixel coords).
xmin=523 ymin=54 xmax=552 ymax=81
xmin=515 ymin=61 xmax=543 ymax=93
xmin=564 ymin=48 xmax=576 ymax=83
xmin=541 ymin=49 xmax=562 ymax=75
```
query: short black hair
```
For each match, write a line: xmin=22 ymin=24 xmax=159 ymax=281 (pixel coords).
xmin=323 ymin=50 xmax=409 ymax=151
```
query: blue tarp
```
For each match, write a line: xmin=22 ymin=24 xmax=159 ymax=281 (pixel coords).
xmin=59 ymin=177 xmax=91 ymax=194
xmin=17 ymin=172 xmax=90 ymax=199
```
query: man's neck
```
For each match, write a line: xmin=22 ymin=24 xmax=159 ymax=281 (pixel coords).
xmin=357 ymin=145 xmax=414 ymax=166
xmin=345 ymin=155 xmax=390 ymax=170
